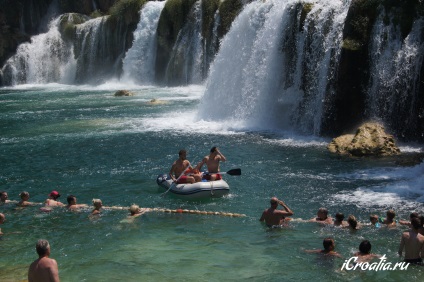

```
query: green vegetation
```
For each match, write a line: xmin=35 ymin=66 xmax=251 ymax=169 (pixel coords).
xmin=218 ymin=0 xmax=243 ymax=38
xmin=109 ymin=0 xmax=148 ymax=24
xmin=201 ymin=0 xmax=220 ymax=39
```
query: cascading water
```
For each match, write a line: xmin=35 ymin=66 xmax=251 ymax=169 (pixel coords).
xmin=121 ymin=1 xmax=165 ymax=84
xmin=367 ymin=7 xmax=424 ymax=137
xmin=165 ymin=0 xmax=204 ymax=85
xmin=1 ymin=16 xmax=75 ymax=85
xmin=198 ymin=0 xmax=351 ymax=134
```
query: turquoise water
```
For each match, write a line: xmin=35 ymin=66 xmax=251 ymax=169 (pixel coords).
xmin=1 ymin=84 xmax=423 ymax=281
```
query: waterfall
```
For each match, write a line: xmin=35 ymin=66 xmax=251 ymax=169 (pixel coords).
xmin=367 ymin=8 xmax=424 ymax=136
xmin=165 ymin=0 xmax=204 ymax=85
xmin=1 ymin=16 xmax=75 ymax=85
xmin=198 ymin=0 xmax=351 ymax=134
xmin=121 ymin=1 xmax=165 ymax=84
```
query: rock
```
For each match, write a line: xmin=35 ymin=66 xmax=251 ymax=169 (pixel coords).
xmin=147 ymin=98 xmax=168 ymax=105
xmin=114 ymin=90 xmax=134 ymax=97
xmin=328 ymin=122 xmax=401 ymax=157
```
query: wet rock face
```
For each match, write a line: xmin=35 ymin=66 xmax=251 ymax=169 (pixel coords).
xmin=328 ymin=122 xmax=401 ymax=156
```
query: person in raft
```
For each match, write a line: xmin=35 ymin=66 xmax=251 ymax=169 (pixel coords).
xmin=169 ymin=149 xmax=201 ymax=184
xmin=259 ymin=197 xmax=294 ymax=228
xmin=196 ymin=146 xmax=227 ymax=181
xmin=45 ymin=191 xmax=64 ymax=207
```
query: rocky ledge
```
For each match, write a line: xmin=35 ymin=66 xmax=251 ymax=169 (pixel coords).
xmin=328 ymin=122 xmax=401 ymax=157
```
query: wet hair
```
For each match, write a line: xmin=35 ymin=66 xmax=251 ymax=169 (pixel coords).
xmin=369 ymin=214 xmax=378 ymax=222
xmin=92 ymin=199 xmax=102 ymax=207
xmin=67 ymin=195 xmax=76 ymax=204
xmin=411 ymin=217 xmax=422 ymax=230
xmin=19 ymin=191 xmax=29 ymax=199
xmin=323 ymin=238 xmax=334 ymax=251
xmin=359 ymin=240 xmax=372 ymax=254
xmin=318 ymin=208 xmax=328 ymax=217
xmin=129 ymin=204 xmax=140 ymax=215
xmin=178 ymin=149 xmax=186 ymax=156
xmin=35 ymin=239 xmax=50 ymax=256
xmin=335 ymin=212 xmax=344 ymax=221
xmin=386 ymin=210 xmax=396 ymax=220
xmin=347 ymin=215 xmax=358 ymax=229
xmin=210 ymin=146 xmax=217 ymax=153
xmin=410 ymin=212 xmax=419 ymax=220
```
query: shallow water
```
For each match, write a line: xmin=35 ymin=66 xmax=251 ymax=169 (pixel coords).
xmin=0 ymin=84 xmax=423 ymax=281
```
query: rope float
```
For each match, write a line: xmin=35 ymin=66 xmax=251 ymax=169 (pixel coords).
xmin=150 ymin=208 xmax=246 ymax=217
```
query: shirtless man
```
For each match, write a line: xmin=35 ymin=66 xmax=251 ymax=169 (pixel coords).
xmin=66 ymin=195 xmax=88 ymax=210
xmin=45 ymin=191 xmax=64 ymax=207
xmin=398 ymin=217 xmax=424 ymax=265
xmin=309 ymin=207 xmax=333 ymax=224
xmin=169 ymin=149 xmax=200 ymax=184
xmin=353 ymin=240 xmax=380 ymax=263
xmin=196 ymin=147 xmax=226 ymax=181
xmin=305 ymin=238 xmax=342 ymax=258
xmin=382 ymin=209 xmax=397 ymax=227
xmin=28 ymin=239 xmax=60 ymax=282
xmin=260 ymin=197 xmax=294 ymax=227
xmin=333 ymin=212 xmax=348 ymax=227
xmin=17 ymin=191 xmax=39 ymax=207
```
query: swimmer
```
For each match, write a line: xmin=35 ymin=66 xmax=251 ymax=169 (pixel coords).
xmin=1 ymin=191 xmax=17 ymax=204
xmin=45 ymin=191 xmax=65 ymax=207
xmin=129 ymin=204 xmax=150 ymax=217
xmin=28 ymin=239 xmax=60 ymax=282
xmin=305 ymin=238 xmax=343 ymax=258
xmin=260 ymin=197 xmax=294 ymax=227
xmin=353 ymin=240 xmax=380 ymax=263
xmin=382 ymin=209 xmax=397 ymax=227
xmin=66 ymin=195 xmax=88 ymax=210
xmin=17 ymin=191 xmax=39 ymax=207
xmin=334 ymin=212 xmax=348 ymax=227
xmin=309 ymin=207 xmax=333 ymax=224
xmin=398 ymin=217 xmax=424 ymax=265
xmin=91 ymin=199 xmax=103 ymax=215
xmin=345 ymin=215 xmax=361 ymax=230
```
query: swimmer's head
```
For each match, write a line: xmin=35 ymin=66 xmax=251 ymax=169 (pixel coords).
xmin=323 ymin=238 xmax=335 ymax=251
xmin=359 ymin=240 xmax=372 ymax=254
xmin=92 ymin=199 xmax=102 ymax=208
xmin=129 ymin=204 xmax=140 ymax=215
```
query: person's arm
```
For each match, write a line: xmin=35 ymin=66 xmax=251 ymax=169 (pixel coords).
xmin=169 ymin=162 xmax=176 ymax=182
xmin=259 ymin=210 xmax=266 ymax=222
xmin=398 ymin=234 xmax=405 ymax=257
xmin=49 ymin=259 xmax=60 ymax=282
xmin=277 ymin=199 xmax=293 ymax=216
xmin=216 ymin=149 xmax=226 ymax=162
xmin=194 ymin=158 xmax=206 ymax=171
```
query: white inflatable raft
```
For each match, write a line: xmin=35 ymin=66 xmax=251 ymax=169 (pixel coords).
xmin=156 ymin=174 xmax=230 ymax=199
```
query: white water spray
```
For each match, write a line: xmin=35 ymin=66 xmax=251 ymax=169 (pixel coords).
xmin=121 ymin=1 xmax=165 ymax=84
xmin=199 ymin=0 xmax=351 ymax=134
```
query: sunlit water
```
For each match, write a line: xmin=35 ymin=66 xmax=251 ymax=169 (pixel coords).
xmin=1 ymin=84 xmax=423 ymax=281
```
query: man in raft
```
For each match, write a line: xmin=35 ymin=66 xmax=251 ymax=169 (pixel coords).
xmin=169 ymin=149 xmax=202 ymax=184
xmin=260 ymin=197 xmax=294 ymax=228
xmin=196 ymin=146 xmax=227 ymax=181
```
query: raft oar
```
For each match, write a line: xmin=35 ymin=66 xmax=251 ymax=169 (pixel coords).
xmin=204 ymin=168 xmax=241 ymax=176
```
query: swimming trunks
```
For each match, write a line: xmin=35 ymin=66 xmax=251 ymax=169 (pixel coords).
xmin=203 ymin=174 xmax=222 ymax=181
xmin=404 ymin=258 xmax=423 ymax=265
xmin=177 ymin=175 xmax=189 ymax=184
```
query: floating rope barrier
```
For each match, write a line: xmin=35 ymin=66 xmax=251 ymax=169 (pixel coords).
xmin=151 ymin=208 xmax=246 ymax=217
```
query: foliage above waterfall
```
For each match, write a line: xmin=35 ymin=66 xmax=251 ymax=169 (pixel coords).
xmin=218 ymin=0 xmax=243 ymax=38
xmin=109 ymin=0 xmax=148 ymax=24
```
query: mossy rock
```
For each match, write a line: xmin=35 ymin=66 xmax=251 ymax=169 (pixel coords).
xmin=114 ymin=90 xmax=134 ymax=96
xmin=58 ymin=13 xmax=90 ymax=41
xmin=109 ymin=0 xmax=147 ymax=25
